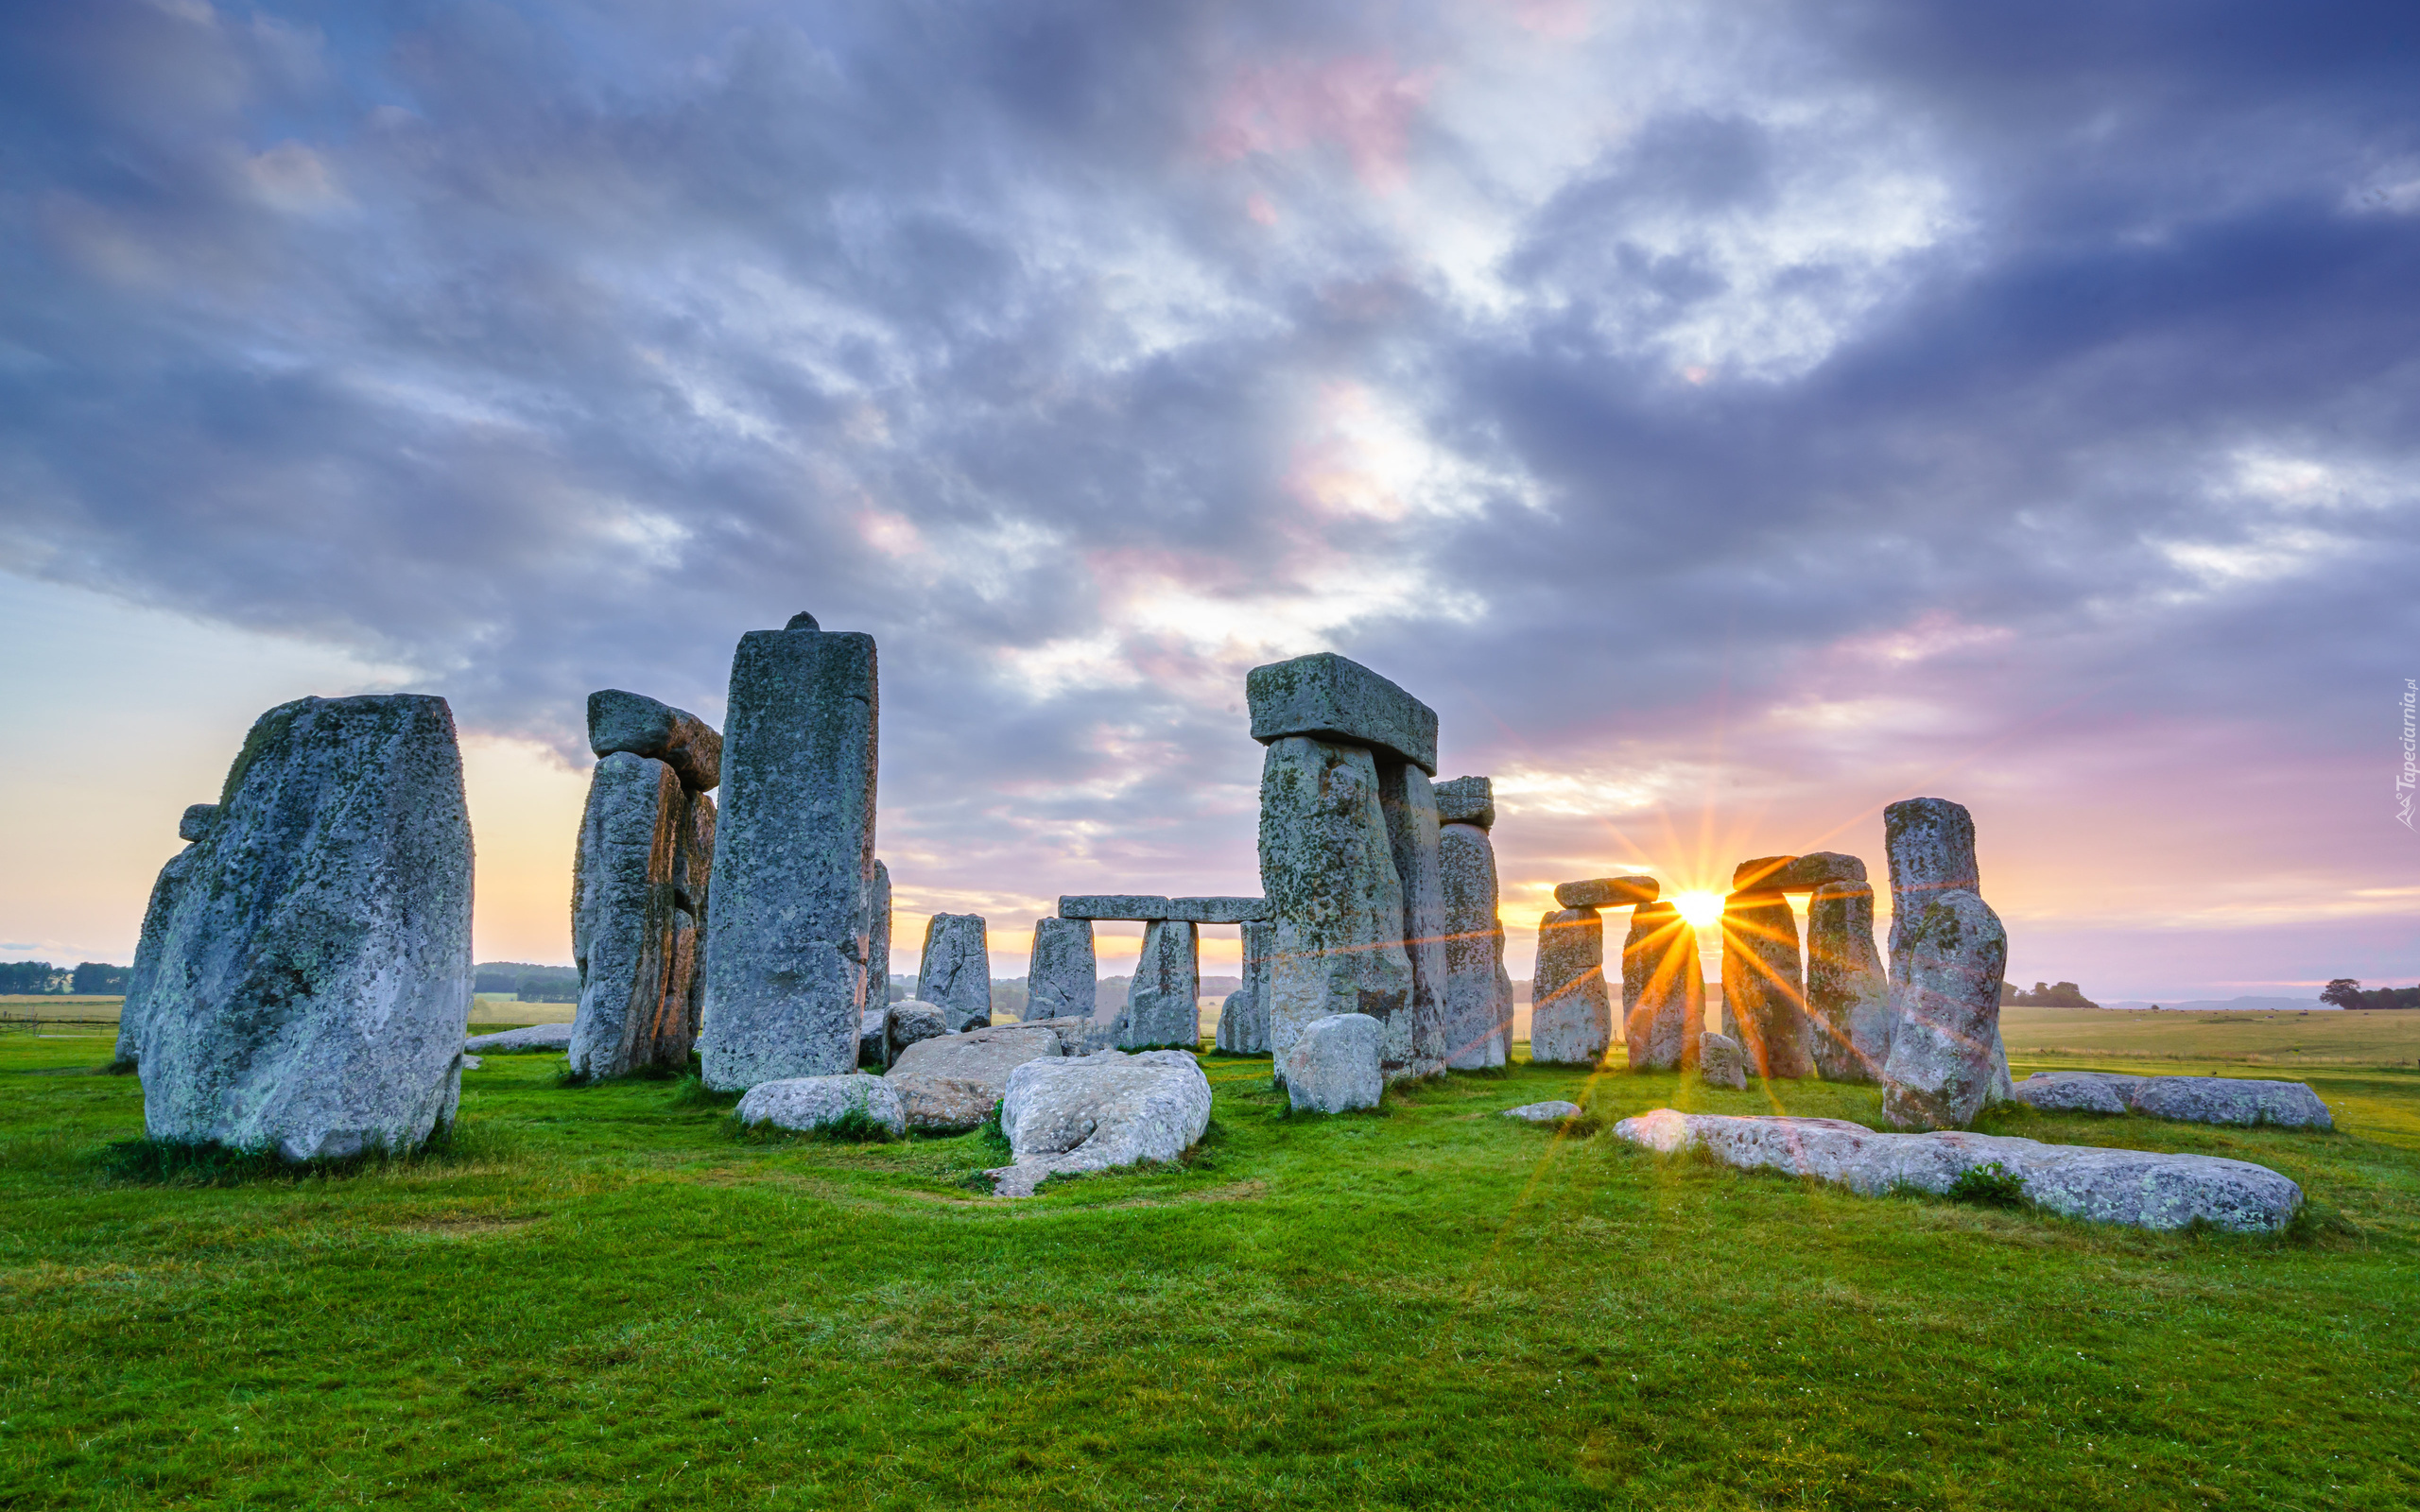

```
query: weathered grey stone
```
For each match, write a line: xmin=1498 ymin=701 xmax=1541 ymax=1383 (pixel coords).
xmin=136 ymin=695 xmax=471 ymax=1160
xmin=1257 ymin=735 xmax=1414 ymax=1077
xmin=918 ymin=914 xmax=994 ymax=1033
xmin=1699 ymin=1032 xmax=1748 ymax=1090
xmin=1282 ymin=1012 xmax=1383 ymax=1113
xmin=1879 ymin=889 xmax=2008 ymax=1130
xmin=1772 ymin=851 xmax=1866 ymax=890
xmin=1556 ymin=876 xmax=1659 ymax=910
xmin=1163 ymin=896 xmax=1272 ymax=924
xmin=1806 ymin=880 xmax=1892 ymax=1084
xmin=1614 ymin=1109 xmax=2304 ymax=1233
xmin=1432 ymin=776 xmax=1495 ymax=830
xmin=1621 ymin=902 xmax=1703 ymax=1072
xmin=2012 ymin=1072 xmax=2333 ymax=1128
xmin=1027 ymin=917 xmax=1098 ymax=1022
xmin=1883 ymin=798 xmax=1980 ymax=954
xmin=664 ymin=906 xmax=701 ymax=1051
xmin=735 ymin=1073 xmax=906 ymax=1139
xmin=464 ymin=1022 xmax=574 ymax=1054
xmin=1029 ymin=1014 xmax=1123 ymax=1057
xmin=1531 ymin=907 xmax=1612 ymax=1065
xmin=1215 ymin=920 xmax=1273 ymax=1054
xmin=115 ymin=842 xmax=199 ymax=1066
xmin=1247 ymin=652 xmax=1438 ymax=775
xmin=1057 ymin=895 xmax=1270 ymax=923
xmin=858 ymin=1007 xmax=887 ymax=1068
xmin=587 ymin=688 xmax=723 ymax=792
xmin=178 ymin=803 xmax=218 ymax=842
xmin=884 ymin=1000 xmax=948 ymax=1065
xmin=699 ymin=618 xmax=879 ymax=1091
xmin=1117 ymin=919 xmax=1200 ymax=1048
xmin=1437 ymin=823 xmax=1512 ymax=1070
xmin=568 ymin=752 xmax=686 ymax=1080
xmin=1731 ymin=855 xmax=1799 ymax=891
xmin=1720 ymin=890 xmax=1813 ymax=1079
xmin=987 ymin=1049 xmax=1213 ymax=1196
xmin=884 ymin=1023 xmax=1062 ymax=1132
xmin=865 ymin=857 xmax=890 ymax=1005
xmin=1502 ymin=1100 xmax=1584 ymax=1123
xmin=1378 ymin=759 xmax=1449 ymax=1078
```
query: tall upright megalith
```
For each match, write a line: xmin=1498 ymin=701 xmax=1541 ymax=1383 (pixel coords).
xmin=1027 ymin=916 xmax=1096 ymax=1022
xmin=919 ymin=913 xmax=994 ymax=1033
xmin=115 ymin=802 xmax=216 ymax=1068
xmin=1378 ymin=759 xmax=1449 ymax=1077
xmin=1119 ymin=918 xmax=1201 ymax=1048
xmin=1806 ymin=879 xmax=1892 ymax=1083
xmin=1879 ymin=798 xmax=2009 ymax=1128
xmin=568 ymin=752 xmax=687 ymax=1079
xmin=699 ymin=612 xmax=879 ymax=1091
xmin=1720 ymin=882 xmax=1813 ymax=1079
xmin=1216 ymin=919 xmax=1274 ymax=1054
xmin=1435 ymin=777 xmax=1512 ymax=1070
xmin=1622 ymin=902 xmax=1703 ymax=1072
xmin=1531 ymin=906 xmax=1612 ymax=1065
xmin=136 ymin=696 xmax=472 ymax=1160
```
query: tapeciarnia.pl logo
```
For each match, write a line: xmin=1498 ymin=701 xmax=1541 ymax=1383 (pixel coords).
xmin=2400 ymin=678 xmax=2416 ymax=831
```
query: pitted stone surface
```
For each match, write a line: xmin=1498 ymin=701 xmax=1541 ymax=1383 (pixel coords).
xmin=884 ymin=1023 xmax=1063 ymax=1132
xmin=1502 ymin=1100 xmax=1584 ymax=1123
xmin=465 ymin=1022 xmax=575 ymax=1054
xmin=1720 ymin=890 xmax=1812 ymax=1079
xmin=1117 ymin=919 xmax=1200 ymax=1049
xmin=1879 ymin=888 xmax=2008 ymax=1130
xmin=1531 ymin=907 xmax=1612 ymax=1065
xmin=1027 ymin=917 xmax=1098 ymax=1022
xmin=918 ymin=913 xmax=994 ymax=1034
xmin=1806 ymin=880 xmax=1891 ymax=1084
xmin=1884 ymin=798 xmax=1980 ymax=954
xmin=866 ymin=857 xmax=890 ymax=1008
xmin=858 ymin=1008 xmax=887 ymax=1068
xmin=987 ymin=1050 xmax=1213 ymax=1196
xmin=1282 ymin=1012 xmax=1384 ymax=1113
xmin=1258 ymin=735 xmax=1413 ymax=1076
xmin=1438 ymin=823 xmax=1512 ymax=1069
xmin=1556 ymin=876 xmax=1659 ymax=910
xmin=1614 ymin=1109 xmax=2304 ymax=1233
xmin=1379 ymin=759 xmax=1449 ymax=1077
xmin=1216 ymin=920 xmax=1274 ymax=1054
xmin=735 ymin=1074 xmax=906 ymax=1140
xmin=587 ymin=688 xmax=723 ymax=792
xmin=1699 ymin=1032 xmax=1748 ymax=1090
xmin=136 ymin=695 xmax=471 ymax=1161
xmin=699 ymin=620 xmax=878 ymax=1091
xmin=116 ymin=840 xmax=199 ymax=1067
xmin=178 ymin=804 xmax=218 ymax=842
xmin=1621 ymin=902 xmax=1703 ymax=1072
xmin=1247 ymin=652 xmax=1438 ymax=775
xmin=1772 ymin=852 xmax=1867 ymax=890
xmin=569 ymin=752 xmax=687 ymax=1080
xmin=1432 ymin=775 xmax=1495 ymax=830
xmin=2013 ymin=1072 xmax=2332 ymax=1128
xmin=1732 ymin=856 xmax=1800 ymax=891
xmin=1057 ymin=895 xmax=1270 ymax=923
xmin=883 ymin=1000 xmax=948 ymax=1065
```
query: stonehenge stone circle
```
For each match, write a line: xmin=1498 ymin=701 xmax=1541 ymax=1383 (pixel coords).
xmin=918 ymin=913 xmax=994 ymax=1033
xmin=1556 ymin=876 xmax=1658 ymax=910
xmin=1530 ymin=906 xmax=1612 ymax=1065
xmin=1879 ymin=888 xmax=2008 ymax=1129
xmin=1699 ymin=1031 xmax=1748 ymax=1090
xmin=1117 ymin=917 xmax=1201 ymax=1048
xmin=587 ymin=688 xmax=723 ymax=793
xmin=568 ymin=751 xmax=691 ymax=1080
xmin=1720 ymin=889 xmax=1814 ymax=1079
xmin=1614 ymin=1109 xmax=2304 ymax=1233
xmin=1621 ymin=901 xmax=1703 ymax=1072
xmin=1027 ymin=916 xmax=1098 ymax=1022
xmin=1216 ymin=919 xmax=1274 ymax=1054
xmin=1806 ymin=880 xmax=1893 ymax=1084
xmin=700 ymin=614 xmax=880 ymax=1091
xmin=1438 ymin=816 xmax=1512 ymax=1070
xmin=988 ymin=1049 xmax=1214 ymax=1196
xmin=1378 ymin=758 xmax=1451 ymax=1077
xmin=1247 ymin=651 xmax=1438 ymax=774
xmin=117 ymin=808 xmax=209 ymax=1067
xmin=1255 ymin=733 xmax=1413 ymax=1080
xmin=735 ymin=1073 xmax=908 ymax=1140
xmin=1432 ymin=775 xmax=1495 ymax=829
xmin=136 ymin=695 xmax=472 ymax=1161
xmin=1281 ymin=1012 xmax=1385 ymax=1114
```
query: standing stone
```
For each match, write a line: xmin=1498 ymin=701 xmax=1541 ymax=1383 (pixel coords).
xmin=699 ymin=614 xmax=878 ymax=1091
xmin=1438 ymin=821 xmax=1512 ymax=1069
xmin=1257 ymin=735 xmax=1414 ymax=1078
xmin=1699 ymin=1031 xmax=1748 ymax=1091
xmin=1432 ymin=776 xmax=1495 ymax=829
xmin=1621 ymin=902 xmax=1703 ymax=1072
xmin=1215 ymin=919 xmax=1274 ymax=1053
xmin=1118 ymin=918 xmax=1201 ymax=1048
xmin=1880 ymin=796 xmax=2012 ymax=1122
xmin=1530 ymin=907 xmax=1612 ymax=1065
xmin=115 ymin=809 xmax=214 ymax=1068
xmin=919 ymin=913 xmax=994 ymax=1034
xmin=1880 ymin=888 xmax=2009 ymax=1130
xmin=866 ymin=858 xmax=891 ymax=1008
xmin=136 ymin=695 xmax=471 ymax=1160
xmin=568 ymin=753 xmax=686 ymax=1080
xmin=1806 ymin=879 xmax=1892 ymax=1083
xmin=1377 ymin=759 xmax=1449 ymax=1078
xmin=1720 ymin=890 xmax=1813 ymax=1079
xmin=1027 ymin=916 xmax=1098 ymax=1022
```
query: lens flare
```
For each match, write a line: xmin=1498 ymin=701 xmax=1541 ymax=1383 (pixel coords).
xmin=1672 ymin=889 xmax=1722 ymax=930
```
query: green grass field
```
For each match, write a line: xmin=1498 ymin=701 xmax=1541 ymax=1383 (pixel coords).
xmin=2 ymin=1021 xmax=2414 ymax=1510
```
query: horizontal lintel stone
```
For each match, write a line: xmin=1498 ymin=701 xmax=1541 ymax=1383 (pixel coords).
xmin=1060 ymin=894 xmax=1271 ymax=923
xmin=1555 ymin=875 xmax=1659 ymax=909
xmin=1246 ymin=652 xmax=1438 ymax=776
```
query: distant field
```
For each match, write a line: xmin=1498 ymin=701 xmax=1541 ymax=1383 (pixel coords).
xmin=1998 ymin=1005 xmax=2420 ymax=1067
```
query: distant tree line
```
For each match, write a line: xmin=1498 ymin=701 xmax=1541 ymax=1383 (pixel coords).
xmin=0 ymin=962 xmax=130 ymax=994
xmin=1999 ymin=980 xmax=2100 ymax=1007
xmin=2321 ymin=979 xmax=2420 ymax=1010
xmin=473 ymin=963 xmax=581 ymax=1002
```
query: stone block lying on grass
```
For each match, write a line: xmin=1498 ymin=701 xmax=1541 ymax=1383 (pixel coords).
xmin=1501 ymin=1100 xmax=1582 ymax=1123
xmin=884 ymin=1023 xmax=1064 ymax=1132
xmin=464 ymin=1023 xmax=575 ymax=1053
xmin=1281 ymin=1012 xmax=1383 ymax=1114
xmin=1612 ymin=1109 xmax=2303 ymax=1233
xmin=986 ymin=1050 xmax=1213 ymax=1197
xmin=735 ymin=1074 xmax=907 ymax=1139
xmin=2013 ymin=1072 xmax=2332 ymax=1129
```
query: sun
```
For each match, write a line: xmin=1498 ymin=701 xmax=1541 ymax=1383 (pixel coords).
xmin=1672 ymin=889 xmax=1723 ymax=930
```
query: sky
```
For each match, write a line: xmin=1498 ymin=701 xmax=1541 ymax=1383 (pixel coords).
xmin=2 ymin=0 xmax=2415 ymax=1000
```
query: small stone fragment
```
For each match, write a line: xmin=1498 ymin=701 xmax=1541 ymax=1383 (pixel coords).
xmin=586 ymin=688 xmax=724 ymax=792
xmin=918 ymin=913 xmax=994 ymax=1034
xmin=1027 ymin=917 xmax=1098 ymax=1022
xmin=987 ymin=1049 xmax=1213 ymax=1196
xmin=1431 ymin=775 xmax=1495 ymax=830
xmin=1699 ymin=1032 xmax=1748 ymax=1090
xmin=1247 ymin=651 xmax=1439 ymax=775
xmin=1555 ymin=875 xmax=1659 ymax=910
xmin=1530 ymin=907 xmax=1612 ymax=1066
xmin=735 ymin=1073 xmax=907 ymax=1139
xmin=883 ymin=1023 xmax=1063 ymax=1132
xmin=1501 ymin=1100 xmax=1584 ymax=1123
xmin=1281 ymin=1012 xmax=1384 ymax=1114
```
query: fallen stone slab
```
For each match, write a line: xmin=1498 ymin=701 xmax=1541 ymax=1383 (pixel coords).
xmin=986 ymin=1050 xmax=1213 ymax=1197
xmin=1613 ymin=1109 xmax=2304 ymax=1233
xmin=1432 ymin=775 xmax=1495 ymax=830
xmin=587 ymin=688 xmax=723 ymax=793
xmin=1247 ymin=651 xmax=1438 ymax=775
xmin=735 ymin=1073 xmax=907 ymax=1139
xmin=2014 ymin=1072 xmax=2332 ymax=1129
xmin=1555 ymin=876 xmax=1658 ymax=910
xmin=1502 ymin=1100 xmax=1583 ymax=1123
xmin=884 ymin=1023 xmax=1063 ymax=1132
xmin=465 ymin=1022 xmax=575 ymax=1054
xmin=1700 ymin=1032 xmax=1748 ymax=1090
xmin=1281 ymin=1012 xmax=1383 ymax=1114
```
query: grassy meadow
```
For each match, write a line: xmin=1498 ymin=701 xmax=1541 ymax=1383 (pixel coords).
xmin=1 ymin=1014 xmax=2415 ymax=1510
